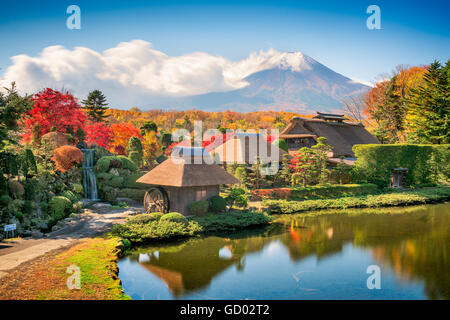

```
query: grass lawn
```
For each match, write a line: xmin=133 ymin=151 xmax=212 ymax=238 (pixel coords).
xmin=0 ymin=235 xmax=130 ymax=300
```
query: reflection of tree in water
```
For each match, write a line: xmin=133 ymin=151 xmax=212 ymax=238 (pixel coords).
xmin=128 ymin=203 xmax=450 ymax=299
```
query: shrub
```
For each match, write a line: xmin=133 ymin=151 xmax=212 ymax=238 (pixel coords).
xmin=41 ymin=131 xmax=69 ymax=149
xmin=264 ymin=186 xmax=450 ymax=214
xmin=117 ymin=188 xmax=146 ymax=201
xmin=250 ymin=188 xmax=292 ymax=200
xmin=95 ymin=155 xmax=138 ymax=173
xmin=225 ymin=187 xmax=249 ymax=209
xmin=192 ymin=211 xmax=271 ymax=233
xmin=8 ymin=180 xmax=24 ymax=199
xmin=126 ymin=212 xmax=163 ymax=224
xmin=62 ymin=190 xmax=80 ymax=203
xmin=189 ymin=200 xmax=209 ymax=216
xmin=112 ymin=211 xmax=271 ymax=243
xmin=234 ymin=195 xmax=249 ymax=208
xmin=160 ymin=212 xmax=188 ymax=223
xmin=51 ymin=146 xmax=83 ymax=172
xmin=0 ymin=194 xmax=11 ymax=206
xmin=48 ymin=196 xmax=72 ymax=221
xmin=109 ymin=176 xmax=124 ymax=188
xmin=123 ymin=172 xmax=147 ymax=189
xmin=208 ymin=195 xmax=227 ymax=212
xmin=72 ymin=183 xmax=83 ymax=194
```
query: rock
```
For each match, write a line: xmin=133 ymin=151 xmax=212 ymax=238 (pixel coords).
xmin=21 ymin=230 xmax=32 ymax=237
xmin=36 ymin=221 xmax=48 ymax=231
xmin=51 ymin=225 xmax=61 ymax=232
xmin=31 ymin=230 xmax=43 ymax=238
xmin=93 ymin=202 xmax=112 ymax=209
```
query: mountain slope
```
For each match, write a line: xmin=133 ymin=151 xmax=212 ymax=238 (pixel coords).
xmin=158 ymin=53 xmax=370 ymax=113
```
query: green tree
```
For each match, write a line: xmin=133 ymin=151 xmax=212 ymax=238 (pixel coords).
xmin=332 ymin=157 xmax=352 ymax=184
xmin=291 ymin=147 xmax=316 ymax=187
xmin=82 ymin=90 xmax=109 ymax=122
xmin=140 ymin=121 xmax=157 ymax=135
xmin=127 ymin=136 xmax=143 ymax=167
xmin=247 ymin=156 xmax=264 ymax=189
xmin=0 ymin=82 xmax=33 ymax=148
xmin=407 ymin=60 xmax=450 ymax=144
xmin=276 ymin=153 xmax=292 ymax=186
xmin=311 ymin=137 xmax=332 ymax=184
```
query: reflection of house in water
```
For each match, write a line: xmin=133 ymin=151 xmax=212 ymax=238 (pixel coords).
xmin=135 ymin=238 xmax=241 ymax=297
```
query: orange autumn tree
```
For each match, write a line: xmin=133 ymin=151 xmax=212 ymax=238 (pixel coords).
xmin=109 ymin=123 xmax=142 ymax=155
xmin=142 ymin=131 xmax=161 ymax=165
xmin=51 ymin=146 xmax=83 ymax=172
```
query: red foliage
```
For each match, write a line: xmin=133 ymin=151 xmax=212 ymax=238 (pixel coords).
xmin=51 ymin=145 xmax=83 ymax=172
xmin=108 ymin=123 xmax=142 ymax=154
xmin=22 ymin=88 xmax=87 ymax=144
xmin=250 ymin=188 xmax=292 ymax=201
xmin=85 ymin=122 xmax=113 ymax=148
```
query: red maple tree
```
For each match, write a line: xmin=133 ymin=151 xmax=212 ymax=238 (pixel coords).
xmin=22 ymin=88 xmax=87 ymax=144
xmin=84 ymin=122 xmax=113 ymax=148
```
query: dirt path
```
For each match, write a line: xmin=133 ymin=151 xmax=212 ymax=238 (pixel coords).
xmin=0 ymin=204 xmax=143 ymax=279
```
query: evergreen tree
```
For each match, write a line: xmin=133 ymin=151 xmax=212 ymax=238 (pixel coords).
xmin=140 ymin=121 xmax=157 ymax=135
xmin=407 ymin=60 xmax=450 ymax=144
xmin=127 ymin=136 xmax=143 ymax=167
xmin=248 ymin=156 xmax=264 ymax=189
xmin=82 ymin=90 xmax=109 ymax=122
xmin=276 ymin=153 xmax=292 ymax=186
xmin=311 ymin=137 xmax=332 ymax=184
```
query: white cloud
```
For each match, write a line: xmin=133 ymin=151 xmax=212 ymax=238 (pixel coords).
xmin=0 ymin=40 xmax=313 ymax=107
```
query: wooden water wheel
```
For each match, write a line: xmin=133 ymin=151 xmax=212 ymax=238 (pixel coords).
xmin=144 ymin=186 xmax=170 ymax=213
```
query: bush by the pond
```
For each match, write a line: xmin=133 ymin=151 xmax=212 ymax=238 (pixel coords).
xmin=264 ymin=187 xmax=450 ymax=214
xmin=160 ymin=212 xmax=188 ymax=223
xmin=189 ymin=200 xmax=209 ymax=216
xmin=48 ymin=196 xmax=72 ymax=221
xmin=250 ymin=184 xmax=379 ymax=201
xmin=208 ymin=195 xmax=227 ymax=213
xmin=112 ymin=211 xmax=272 ymax=243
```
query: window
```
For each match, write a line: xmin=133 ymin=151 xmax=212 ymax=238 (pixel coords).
xmin=196 ymin=188 xmax=207 ymax=201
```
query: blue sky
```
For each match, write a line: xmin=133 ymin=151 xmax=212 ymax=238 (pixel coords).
xmin=0 ymin=0 xmax=449 ymax=101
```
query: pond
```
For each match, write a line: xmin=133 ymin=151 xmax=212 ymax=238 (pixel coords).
xmin=118 ymin=203 xmax=450 ymax=300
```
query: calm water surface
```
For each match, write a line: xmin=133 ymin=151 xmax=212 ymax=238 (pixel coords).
xmin=118 ymin=203 xmax=450 ymax=300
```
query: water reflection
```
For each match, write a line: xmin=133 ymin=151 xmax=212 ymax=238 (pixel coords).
xmin=118 ymin=203 xmax=450 ymax=300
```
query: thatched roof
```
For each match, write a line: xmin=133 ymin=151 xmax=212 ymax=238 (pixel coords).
xmin=280 ymin=115 xmax=379 ymax=157
xmin=211 ymin=132 xmax=287 ymax=164
xmin=136 ymin=147 xmax=238 ymax=187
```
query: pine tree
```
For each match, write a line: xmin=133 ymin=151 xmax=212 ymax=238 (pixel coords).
xmin=276 ymin=153 xmax=292 ymax=186
xmin=248 ymin=156 xmax=264 ymax=189
xmin=407 ymin=60 xmax=450 ymax=144
xmin=82 ymin=90 xmax=109 ymax=122
xmin=311 ymin=137 xmax=332 ymax=184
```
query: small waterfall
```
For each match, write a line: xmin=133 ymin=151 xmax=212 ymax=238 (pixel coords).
xmin=81 ymin=149 xmax=99 ymax=200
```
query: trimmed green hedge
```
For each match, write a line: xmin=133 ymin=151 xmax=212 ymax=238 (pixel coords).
xmin=353 ymin=144 xmax=450 ymax=187
xmin=264 ymin=187 xmax=450 ymax=214
xmin=112 ymin=211 xmax=272 ymax=243
xmin=291 ymin=184 xmax=378 ymax=199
